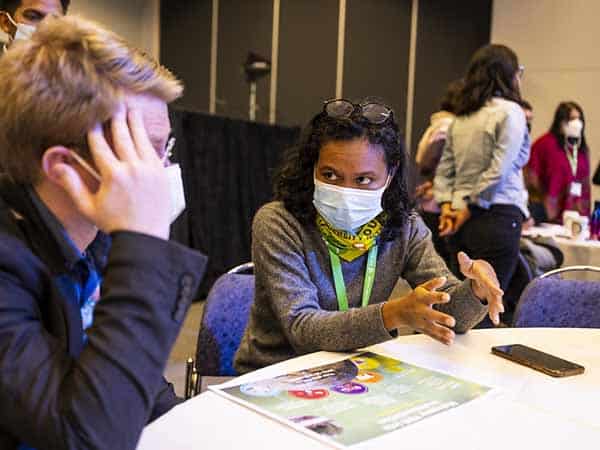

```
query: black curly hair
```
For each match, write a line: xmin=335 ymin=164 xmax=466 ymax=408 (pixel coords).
xmin=273 ymin=102 xmax=413 ymax=241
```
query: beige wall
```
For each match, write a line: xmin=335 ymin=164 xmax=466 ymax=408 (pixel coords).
xmin=492 ymin=0 xmax=600 ymax=203
xmin=70 ymin=0 xmax=160 ymax=58
xmin=1 ymin=0 xmax=160 ymax=58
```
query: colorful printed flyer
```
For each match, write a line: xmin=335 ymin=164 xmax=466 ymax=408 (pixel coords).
xmin=211 ymin=352 xmax=491 ymax=448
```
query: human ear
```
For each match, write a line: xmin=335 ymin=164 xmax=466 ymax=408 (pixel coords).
xmin=42 ymin=146 xmax=101 ymax=193
xmin=41 ymin=146 xmax=73 ymax=183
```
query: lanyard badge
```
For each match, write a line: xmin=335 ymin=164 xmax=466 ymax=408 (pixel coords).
xmin=328 ymin=244 xmax=378 ymax=311
xmin=317 ymin=213 xmax=383 ymax=311
xmin=566 ymin=145 xmax=579 ymax=177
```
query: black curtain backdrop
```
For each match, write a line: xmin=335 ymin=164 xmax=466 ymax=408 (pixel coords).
xmin=169 ymin=109 xmax=301 ymax=297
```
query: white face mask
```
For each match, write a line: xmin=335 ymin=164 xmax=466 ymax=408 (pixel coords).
xmin=563 ymin=118 xmax=583 ymax=139
xmin=165 ymin=163 xmax=186 ymax=223
xmin=5 ymin=12 xmax=36 ymax=43
xmin=69 ymin=151 xmax=186 ymax=224
xmin=313 ymin=176 xmax=389 ymax=233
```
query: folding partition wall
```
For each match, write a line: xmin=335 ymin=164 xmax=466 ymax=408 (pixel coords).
xmin=161 ymin=0 xmax=492 ymax=149
xmin=161 ymin=0 xmax=492 ymax=295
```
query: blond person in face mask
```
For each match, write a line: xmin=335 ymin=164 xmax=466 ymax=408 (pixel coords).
xmin=0 ymin=0 xmax=68 ymax=50
xmin=234 ymin=99 xmax=504 ymax=374
xmin=525 ymin=101 xmax=591 ymax=222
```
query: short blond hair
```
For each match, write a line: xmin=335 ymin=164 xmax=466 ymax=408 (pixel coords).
xmin=0 ymin=15 xmax=183 ymax=184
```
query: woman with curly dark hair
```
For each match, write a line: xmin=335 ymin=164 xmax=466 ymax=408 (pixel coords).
xmin=234 ymin=99 xmax=503 ymax=373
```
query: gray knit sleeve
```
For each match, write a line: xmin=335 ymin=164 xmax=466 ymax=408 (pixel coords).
xmin=400 ymin=214 xmax=488 ymax=332
xmin=252 ymin=204 xmax=394 ymax=354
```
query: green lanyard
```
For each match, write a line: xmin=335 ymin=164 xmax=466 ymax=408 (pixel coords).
xmin=566 ymin=144 xmax=579 ymax=177
xmin=327 ymin=244 xmax=378 ymax=311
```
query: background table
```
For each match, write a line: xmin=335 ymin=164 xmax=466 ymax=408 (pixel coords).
xmin=138 ymin=329 xmax=600 ymax=449
xmin=555 ymin=237 xmax=600 ymax=268
xmin=524 ymin=225 xmax=600 ymax=269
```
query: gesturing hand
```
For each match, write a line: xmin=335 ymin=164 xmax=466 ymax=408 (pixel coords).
xmin=382 ymin=277 xmax=457 ymax=345
xmin=54 ymin=106 xmax=172 ymax=240
xmin=458 ymin=252 xmax=504 ymax=325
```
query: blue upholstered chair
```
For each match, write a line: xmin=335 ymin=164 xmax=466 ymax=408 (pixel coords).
xmin=512 ymin=266 xmax=600 ymax=328
xmin=194 ymin=263 xmax=255 ymax=381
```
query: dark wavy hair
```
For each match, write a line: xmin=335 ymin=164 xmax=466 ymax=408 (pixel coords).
xmin=454 ymin=44 xmax=522 ymax=116
xmin=273 ymin=103 xmax=412 ymax=241
xmin=549 ymin=101 xmax=588 ymax=151
xmin=0 ymin=0 xmax=70 ymax=15
xmin=439 ymin=78 xmax=464 ymax=114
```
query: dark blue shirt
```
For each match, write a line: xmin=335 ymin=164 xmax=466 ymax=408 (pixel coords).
xmin=27 ymin=188 xmax=111 ymax=336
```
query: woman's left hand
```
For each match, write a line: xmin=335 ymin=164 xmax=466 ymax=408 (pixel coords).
xmin=457 ymin=251 xmax=504 ymax=325
xmin=439 ymin=205 xmax=471 ymax=236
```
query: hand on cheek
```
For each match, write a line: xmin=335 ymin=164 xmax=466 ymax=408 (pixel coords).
xmin=53 ymin=106 xmax=172 ymax=240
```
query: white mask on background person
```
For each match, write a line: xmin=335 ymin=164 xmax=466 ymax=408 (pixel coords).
xmin=313 ymin=176 xmax=389 ymax=233
xmin=5 ymin=13 xmax=36 ymax=43
xmin=563 ymin=118 xmax=583 ymax=140
xmin=69 ymin=151 xmax=186 ymax=224
xmin=165 ymin=163 xmax=186 ymax=223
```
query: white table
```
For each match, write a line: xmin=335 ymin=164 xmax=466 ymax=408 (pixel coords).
xmin=138 ymin=329 xmax=600 ymax=449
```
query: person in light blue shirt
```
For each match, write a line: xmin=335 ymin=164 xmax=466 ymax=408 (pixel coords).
xmin=433 ymin=44 xmax=530 ymax=323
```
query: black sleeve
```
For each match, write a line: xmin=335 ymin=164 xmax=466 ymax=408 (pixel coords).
xmin=0 ymin=231 xmax=206 ymax=450
xmin=149 ymin=378 xmax=184 ymax=423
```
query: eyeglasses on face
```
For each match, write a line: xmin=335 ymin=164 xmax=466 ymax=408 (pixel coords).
xmin=323 ymin=99 xmax=393 ymax=125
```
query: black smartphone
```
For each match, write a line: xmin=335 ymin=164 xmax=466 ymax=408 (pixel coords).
xmin=491 ymin=344 xmax=585 ymax=377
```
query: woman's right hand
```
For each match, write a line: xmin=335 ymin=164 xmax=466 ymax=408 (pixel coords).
xmin=382 ymin=277 xmax=457 ymax=345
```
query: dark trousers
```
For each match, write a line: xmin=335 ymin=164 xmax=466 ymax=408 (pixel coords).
xmin=452 ymin=204 xmax=523 ymax=290
xmin=451 ymin=205 xmax=524 ymax=326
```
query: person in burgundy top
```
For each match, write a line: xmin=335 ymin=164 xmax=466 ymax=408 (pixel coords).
xmin=526 ymin=101 xmax=591 ymax=222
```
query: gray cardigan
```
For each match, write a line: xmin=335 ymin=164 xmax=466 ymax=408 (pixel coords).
xmin=234 ymin=202 xmax=487 ymax=373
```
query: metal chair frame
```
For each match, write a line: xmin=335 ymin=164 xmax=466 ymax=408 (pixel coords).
xmin=540 ymin=265 xmax=600 ymax=279
xmin=227 ymin=262 xmax=254 ymax=274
